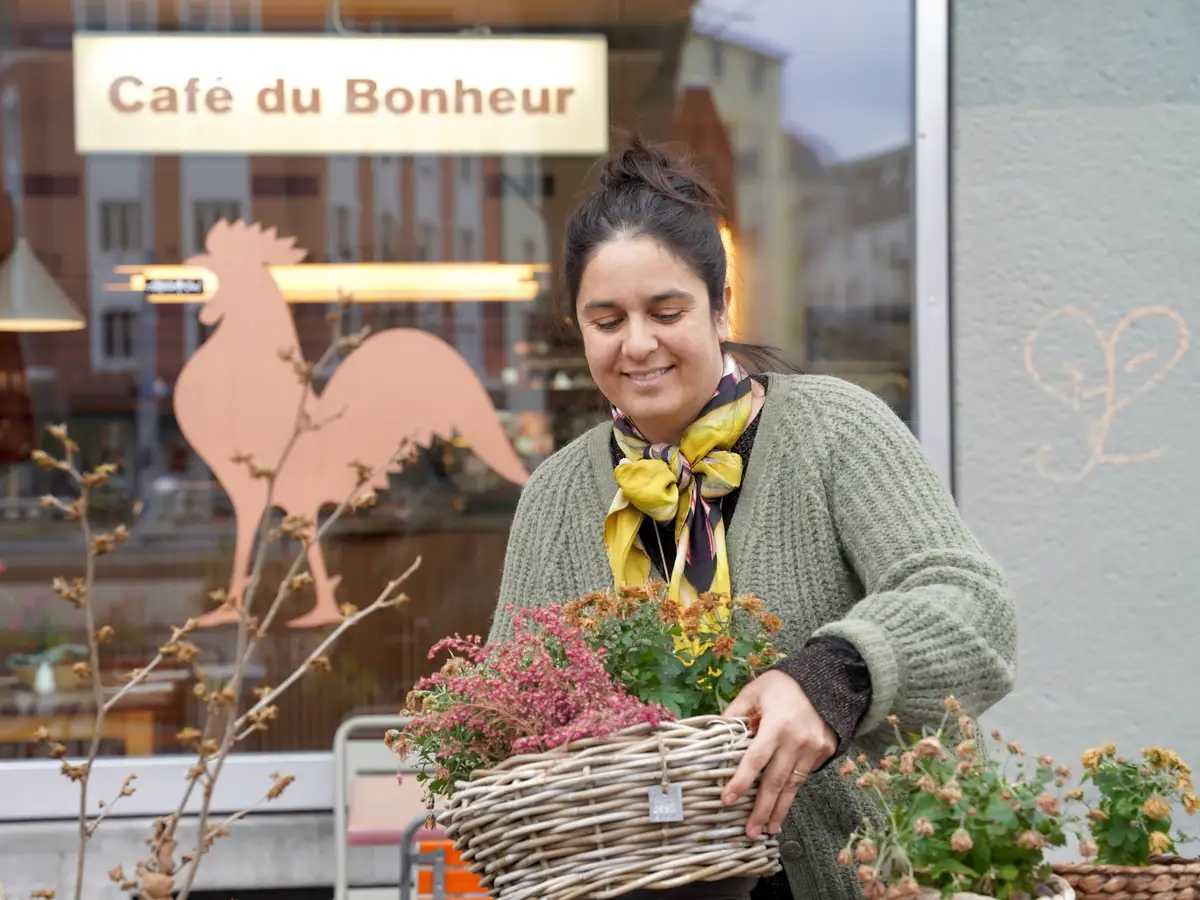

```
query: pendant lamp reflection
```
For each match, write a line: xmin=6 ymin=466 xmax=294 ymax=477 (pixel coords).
xmin=0 ymin=238 xmax=86 ymax=332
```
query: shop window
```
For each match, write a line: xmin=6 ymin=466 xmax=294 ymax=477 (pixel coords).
xmin=0 ymin=0 xmax=922 ymax=798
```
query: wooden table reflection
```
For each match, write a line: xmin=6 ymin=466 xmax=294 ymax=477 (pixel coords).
xmin=0 ymin=669 xmax=191 ymax=757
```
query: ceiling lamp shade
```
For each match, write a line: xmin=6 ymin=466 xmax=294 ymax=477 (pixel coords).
xmin=0 ymin=238 xmax=86 ymax=332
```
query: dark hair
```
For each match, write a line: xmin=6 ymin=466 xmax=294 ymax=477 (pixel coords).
xmin=561 ymin=133 xmax=800 ymax=375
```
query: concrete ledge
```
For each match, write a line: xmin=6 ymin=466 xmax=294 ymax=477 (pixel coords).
xmin=0 ymin=812 xmax=399 ymax=899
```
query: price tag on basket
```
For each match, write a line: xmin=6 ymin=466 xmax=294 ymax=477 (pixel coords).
xmin=648 ymin=783 xmax=684 ymax=822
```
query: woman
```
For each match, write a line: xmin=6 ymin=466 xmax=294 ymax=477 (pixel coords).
xmin=486 ymin=137 xmax=1017 ymax=900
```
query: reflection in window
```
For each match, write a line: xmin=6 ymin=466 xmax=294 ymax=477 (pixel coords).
xmin=101 ymin=310 xmax=137 ymax=362
xmin=737 ymin=146 xmax=760 ymax=179
xmin=750 ymin=56 xmax=766 ymax=92
xmin=3 ymin=88 xmax=19 ymax=202
xmin=378 ymin=211 xmax=396 ymax=260
xmin=709 ymin=40 xmax=724 ymax=78
xmin=127 ymin=0 xmax=155 ymax=30
xmin=99 ymin=202 xmax=142 ymax=253
xmin=77 ymin=0 xmax=107 ymax=30
xmin=193 ymin=200 xmax=240 ymax=253
xmin=416 ymin=222 xmax=436 ymax=262
xmin=458 ymin=228 xmax=475 ymax=261
xmin=331 ymin=205 xmax=353 ymax=261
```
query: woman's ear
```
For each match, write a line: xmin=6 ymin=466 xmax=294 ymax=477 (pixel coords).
xmin=715 ymin=285 xmax=732 ymax=341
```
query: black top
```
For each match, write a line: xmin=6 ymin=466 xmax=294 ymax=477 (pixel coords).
xmin=607 ymin=376 xmax=873 ymax=900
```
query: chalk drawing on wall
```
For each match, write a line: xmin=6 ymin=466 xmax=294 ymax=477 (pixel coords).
xmin=1023 ymin=306 xmax=1190 ymax=483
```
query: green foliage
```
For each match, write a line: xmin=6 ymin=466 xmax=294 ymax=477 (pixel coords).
xmin=1080 ymin=745 xmax=1197 ymax=866
xmin=567 ymin=583 xmax=784 ymax=718
xmin=837 ymin=700 xmax=1084 ymax=900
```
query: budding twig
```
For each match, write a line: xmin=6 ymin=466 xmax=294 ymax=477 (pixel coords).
xmin=40 ymin=299 xmax=425 ymax=900
xmin=173 ymin=304 xmax=407 ymax=900
xmin=85 ymin=774 xmax=137 ymax=837
xmin=234 ymin=555 xmax=420 ymax=735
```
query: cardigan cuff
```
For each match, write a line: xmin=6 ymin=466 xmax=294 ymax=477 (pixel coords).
xmin=774 ymin=636 xmax=872 ymax=765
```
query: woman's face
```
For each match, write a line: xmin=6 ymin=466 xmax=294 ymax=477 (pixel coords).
xmin=576 ymin=235 xmax=729 ymax=445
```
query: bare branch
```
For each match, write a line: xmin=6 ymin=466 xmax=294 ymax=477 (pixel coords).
xmin=101 ymin=653 xmax=167 ymax=714
xmin=174 ymin=302 xmax=379 ymax=900
xmin=85 ymin=774 xmax=137 ymax=837
xmin=44 ymin=297 xmax=424 ymax=900
xmin=234 ymin=556 xmax=420 ymax=733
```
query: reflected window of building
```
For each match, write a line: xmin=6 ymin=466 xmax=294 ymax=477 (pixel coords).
xmin=709 ymin=40 xmax=725 ymax=78
xmin=193 ymin=200 xmax=241 ymax=252
xmin=127 ymin=0 xmax=155 ymax=30
xmin=100 ymin=309 xmax=137 ymax=363
xmin=750 ymin=55 xmax=766 ymax=92
xmin=76 ymin=0 xmax=108 ymax=30
xmin=99 ymin=201 xmax=142 ymax=254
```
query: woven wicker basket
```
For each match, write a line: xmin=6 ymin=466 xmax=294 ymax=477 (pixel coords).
xmin=1053 ymin=856 xmax=1200 ymax=900
xmin=442 ymin=715 xmax=781 ymax=900
xmin=916 ymin=878 xmax=1080 ymax=897
xmin=918 ymin=874 xmax=1075 ymax=900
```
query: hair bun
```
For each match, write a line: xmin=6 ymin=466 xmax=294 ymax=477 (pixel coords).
xmin=598 ymin=133 xmax=723 ymax=217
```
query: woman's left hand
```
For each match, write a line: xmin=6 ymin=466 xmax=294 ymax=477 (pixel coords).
xmin=721 ymin=670 xmax=837 ymax=839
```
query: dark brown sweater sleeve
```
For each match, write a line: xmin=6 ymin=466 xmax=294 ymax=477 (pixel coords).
xmin=774 ymin=636 xmax=872 ymax=768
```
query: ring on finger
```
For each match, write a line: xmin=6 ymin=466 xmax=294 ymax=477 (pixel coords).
xmin=790 ymin=768 xmax=808 ymax=784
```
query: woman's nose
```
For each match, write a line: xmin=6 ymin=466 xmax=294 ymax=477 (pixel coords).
xmin=623 ymin=319 xmax=659 ymax=359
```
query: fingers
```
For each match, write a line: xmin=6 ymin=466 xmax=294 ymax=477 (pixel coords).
xmin=722 ymin=682 xmax=759 ymax=720
xmin=745 ymin=740 xmax=800 ymax=839
xmin=722 ymin=726 xmax=776 ymax=810
xmin=766 ymin=744 xmax=824 ymax=836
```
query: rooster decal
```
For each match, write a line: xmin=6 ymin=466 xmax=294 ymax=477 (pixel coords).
xmin=174 ymin=220 xmax=528 ymax=629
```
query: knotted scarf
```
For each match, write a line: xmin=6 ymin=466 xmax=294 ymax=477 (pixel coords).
xmin=604 ymin=354 xmax=754 ymax=609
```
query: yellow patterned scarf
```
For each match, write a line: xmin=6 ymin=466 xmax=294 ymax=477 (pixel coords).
xmin=604 ymin=354 xmax=753 ymax=610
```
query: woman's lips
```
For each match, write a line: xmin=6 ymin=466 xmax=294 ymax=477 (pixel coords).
xmin=624 ymin=366 xmax=674 ymax=387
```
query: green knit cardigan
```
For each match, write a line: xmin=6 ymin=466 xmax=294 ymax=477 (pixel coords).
xmin=487 ymin=374 xmax=1017 ymax=899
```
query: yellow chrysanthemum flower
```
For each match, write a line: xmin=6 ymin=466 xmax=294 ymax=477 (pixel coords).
xmin=1149 ymin=831 xmax=1173 ymax=855
xmin=1082 ymin=743 xmax=1117 ymax=772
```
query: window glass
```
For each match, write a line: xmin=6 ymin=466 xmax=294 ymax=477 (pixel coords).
xmin=0 ymin=0 xmax=913 ymax=758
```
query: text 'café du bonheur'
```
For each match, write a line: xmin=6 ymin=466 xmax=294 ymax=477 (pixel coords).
xmin=105 ymin=76 xmax=580 ymax=117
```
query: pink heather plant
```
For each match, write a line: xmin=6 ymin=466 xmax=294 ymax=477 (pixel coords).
xmin=386 ymin=604 xmax=670 ymax=808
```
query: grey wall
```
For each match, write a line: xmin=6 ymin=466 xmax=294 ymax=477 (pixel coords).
xmin=953 ymin=0 xmax=1200 ymax=828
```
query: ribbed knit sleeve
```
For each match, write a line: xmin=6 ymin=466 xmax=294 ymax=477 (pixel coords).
xmin=808 ymin=381 xmax=1017 ymax=737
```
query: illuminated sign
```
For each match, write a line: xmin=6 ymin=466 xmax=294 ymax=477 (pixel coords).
xmin=73 ymin=34 xmax=609 ymax=155
xmin=109 ymin=262 xmax=550 ymax=303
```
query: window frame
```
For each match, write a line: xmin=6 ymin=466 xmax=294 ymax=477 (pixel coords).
xmin=0 ymin=0 xmax=953 ymax=821
xmin=913 ymin=0 xmax=954 ymax=491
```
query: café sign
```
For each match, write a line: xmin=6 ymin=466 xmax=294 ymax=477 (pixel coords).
xmin=73 ymin=34 xmax=609 ymax=155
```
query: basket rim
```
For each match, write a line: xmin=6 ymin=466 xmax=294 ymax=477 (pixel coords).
xmin=1052 ymin=854 xmax=1200 ymax=876
xmin=460 ymin=714 xmax=753 ymax=782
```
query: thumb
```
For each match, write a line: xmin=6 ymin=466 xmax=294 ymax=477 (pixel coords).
xmin=723 ymin=680 xmax=761 ymax=719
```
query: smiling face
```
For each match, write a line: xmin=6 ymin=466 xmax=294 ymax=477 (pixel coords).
xmin=576 ymin=235 xmax=729 ymax=445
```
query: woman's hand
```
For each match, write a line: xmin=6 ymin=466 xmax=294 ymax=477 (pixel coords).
xmin=721 ymin=670 xmax=837 ymax=839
